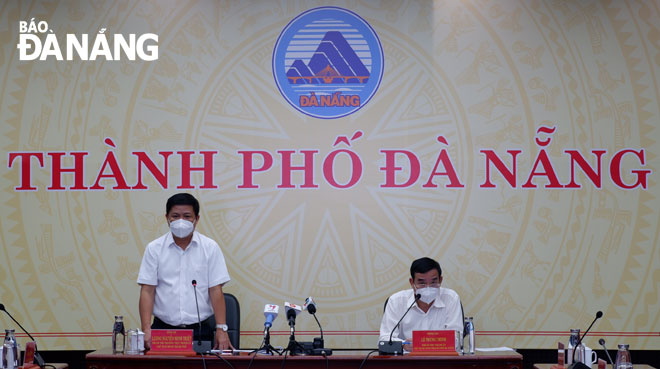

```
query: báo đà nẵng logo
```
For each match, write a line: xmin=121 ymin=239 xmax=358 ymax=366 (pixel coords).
xmin=272 ymin=7 xmax=384 ymax=119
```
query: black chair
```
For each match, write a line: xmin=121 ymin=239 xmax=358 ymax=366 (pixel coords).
xmin=207 ymin=293 xmax=240 ymax=348
xmin=224 ymin=293 xmax=240 ymax=348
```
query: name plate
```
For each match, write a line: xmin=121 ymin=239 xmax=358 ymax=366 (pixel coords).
xmin=149 ymin=329 xmax=194 ymax=355
xmin=411 ymin=330 xmax=458 ymax=355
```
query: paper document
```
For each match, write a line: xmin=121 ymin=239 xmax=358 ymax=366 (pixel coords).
xmin=475 ymin=347 xmax=515 ymax=352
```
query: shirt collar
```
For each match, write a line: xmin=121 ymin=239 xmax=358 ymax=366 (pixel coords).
xmin=165 ymin=231 xmax=199 ymax=250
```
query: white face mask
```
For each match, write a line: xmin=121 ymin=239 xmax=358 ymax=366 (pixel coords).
xmin=416 ymin=287 xmax=439 ymax=304
xmin=170 ymin=219 xmax=194 ymax=238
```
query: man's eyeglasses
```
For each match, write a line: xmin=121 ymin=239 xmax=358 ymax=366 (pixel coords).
xmin=415 ymin=282 xmax=440 ymax=289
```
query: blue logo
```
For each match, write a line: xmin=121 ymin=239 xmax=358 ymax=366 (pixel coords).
xmin=273 ymin=7 xmax=384 ymax=119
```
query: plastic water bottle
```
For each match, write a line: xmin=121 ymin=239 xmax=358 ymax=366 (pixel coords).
xmin=567 ymin=328 xmax=580 ymax=364
xmin=3 ymin=329 xmax=19 ymax=369
xmin=112 ymin=315 xmax=126 ymax=354
xmin=465 ymin=317 xmax=475 ymax=355
xmin=615 ymin=344 xmax=632 ymax=369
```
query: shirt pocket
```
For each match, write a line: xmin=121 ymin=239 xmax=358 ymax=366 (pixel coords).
xmin=188 ymin=258 xmax=210 ymax=289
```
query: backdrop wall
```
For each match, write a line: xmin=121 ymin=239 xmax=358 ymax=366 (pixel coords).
xmin=1 ymin=0 xmax=659 ymax=351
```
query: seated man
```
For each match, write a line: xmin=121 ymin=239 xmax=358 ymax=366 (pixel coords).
xmin=137 ymin=193 xmax=232 ymax=350
xmin=379 ymin=257 xmax=463 ymax=351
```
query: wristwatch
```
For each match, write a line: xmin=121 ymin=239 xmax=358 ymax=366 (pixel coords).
xmin=216 ymin=324 xmax=228 ymax=331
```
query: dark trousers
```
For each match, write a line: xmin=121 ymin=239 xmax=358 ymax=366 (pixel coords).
xmin=152 ymin=315 xmax=216 ymax=341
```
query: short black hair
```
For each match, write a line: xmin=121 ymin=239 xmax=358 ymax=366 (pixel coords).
xmin=410 ymin=257 xmax=442 ymax=280
xmin=166 ymin=193 xmax=200 ymax=216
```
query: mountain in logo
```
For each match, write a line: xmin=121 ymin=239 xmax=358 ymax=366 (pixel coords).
xmin=286 ymin=31 xmax=370 ymax=84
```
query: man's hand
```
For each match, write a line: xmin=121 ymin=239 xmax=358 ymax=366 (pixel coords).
xmin=138 ymin=284 xmax=156 ymax=351
xmin=403 ymin=337 xmax=413 ymax=352
xmin=143 ymin=328 xmax=152 ymax=351
xmin=214 ymin=329 xmax=234 ymax=350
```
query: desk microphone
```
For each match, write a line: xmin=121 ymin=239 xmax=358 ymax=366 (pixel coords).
xmin=191 ymin=280 xmax=211 ymax=354
xmin=264 ymin=304 xmax=279 ymax=329
xmin=284 ymin=302 xmax=303 ymax=355
xmin=599 ymin=338 xmax=615 ymax=369
xmin=0 ymin=303 xmax=45 ymax=368
xmin=304 ymin=297 xmax=322 ymax=339
xmin=303 ymin=297 xmax=332 ymax=356
xmin=568 ymin=311 xmax=603 ymax=369
xmin=261 ymin=304 xmax=279 ymax=355
xmin=284 ymin=302 xmax=302 ymax=330
xmin=378 ymin=293 xmax=421 ymax=355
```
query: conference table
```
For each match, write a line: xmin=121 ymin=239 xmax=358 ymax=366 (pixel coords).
xmin=86 ymin=348 xmax=522 ymax=369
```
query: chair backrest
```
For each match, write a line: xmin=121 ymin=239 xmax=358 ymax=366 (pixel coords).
xmin=224 ymin=293 xmax=240 ymax=348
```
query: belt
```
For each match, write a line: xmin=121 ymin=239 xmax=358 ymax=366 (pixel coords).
xmin=154 ymin=316 xmax=213 ymax=329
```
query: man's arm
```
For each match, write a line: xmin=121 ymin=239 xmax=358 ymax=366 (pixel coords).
xmin=379 ymin=295 xmax=404 ymax=343
xmin=209 ymin=284 xmax=234 ymax=350
xmin=445 ymin=293 xmax=464 ymax=338
xmin=139 ymin=284 xmax=156 ymax=350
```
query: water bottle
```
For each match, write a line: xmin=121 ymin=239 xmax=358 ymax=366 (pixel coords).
xmin=615 ymin=344 xmax=632 ymax=369
xmin=465 ymin=317 xmax=475 ymax=355
xmin=112 ymin=315 xmax=126 ymax=354
xmin=3 ymin=329 xmax=19 ymax=369
xmin=574 ymin=341 xmax=586 ymax=364
xmin=567 ymin=328 xmax=580 ymax=364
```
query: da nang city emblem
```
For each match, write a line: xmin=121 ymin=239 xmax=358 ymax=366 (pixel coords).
xmin=272 ymin=7 xmax=384 ymax=119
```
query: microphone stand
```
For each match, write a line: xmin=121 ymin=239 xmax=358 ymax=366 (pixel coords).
xmin=191 ymin=281 xmax=212 ymax=355
xmin=285 ymin=314 xmax=304 ymax=356
xmin=378 ymin=294 xmax=421 ymax=355
xmin=568 ymin=311 xmax=603 ymax=369
xmin=0 ymin=304 xmax=45 ymax=368
xmin=261 ymin=326 xmax=280 ymax=355
xmin=599 ymin=338 xmax=615 ymax=369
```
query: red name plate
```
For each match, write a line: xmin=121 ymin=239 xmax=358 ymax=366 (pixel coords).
xmin=411 ymin=330 xmax=458 ymax=355
xmin=149 ymin=329 xmax=194 ymax=355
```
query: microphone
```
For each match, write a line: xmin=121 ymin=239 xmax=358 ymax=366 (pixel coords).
xmin=568 ymin=311 xmax=603 ymax=369
xmin=191 ymin=280 xmax=211 ymax=354
xmin=284 ymin=302 xmax=303 ymax=356
xmin=599 ymin=338 xmax=615 ymax=369
xmin=303 ymin=297 xmax=317 ymax=315
xmin=302 ymin=297 xmax=331 ymax=356
xmin=378 ymin=293 xmax=421 ymax=355
xmin=260 ymin=304 xmax=280 ymax=355
xmin=304 ymin=297 xmax=322 ymax=339
xmin=284 ymin=302 xmax=302 ymax=328
xmin=263 ymin=304 xmax=279 ymax=329
xmin=0 ymin=303 xmax=46 ymax=368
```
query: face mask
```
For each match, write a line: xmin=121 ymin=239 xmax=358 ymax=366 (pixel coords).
xmin=416 ymin=287 xmax=439 ymax=304
xmin=170 ymin=219 xmax=194 ymax=238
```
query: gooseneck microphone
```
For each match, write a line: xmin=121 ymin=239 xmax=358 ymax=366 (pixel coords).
xmin=191 ymin=280 xmax=211 ymax=355
xmin=304 ymin=297 xmax=323 ymax=340
xmin=568 ymin=310 xmax=603 ymax=369
xmin=303 ymin=297 xmax=332 ymax=356
xmin=0 ymin=303 xmax=46 ymax=368
xmin=599 ymin=338 xmax=615 ymax=369
xmin=378 ymin=293 xmax=421 ymax=355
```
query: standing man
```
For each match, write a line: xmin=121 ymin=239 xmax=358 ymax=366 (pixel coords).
xmin=138 ymin=193 xmax=232 ymax=350
xmin=379 ymin=257 xmax=463 ymax=351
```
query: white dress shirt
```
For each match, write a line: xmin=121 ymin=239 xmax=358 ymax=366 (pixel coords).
xmin=379 ymin=287 xmax=463 ymax=342
xmin=137 ymin=231 xmax=230 ymax=326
